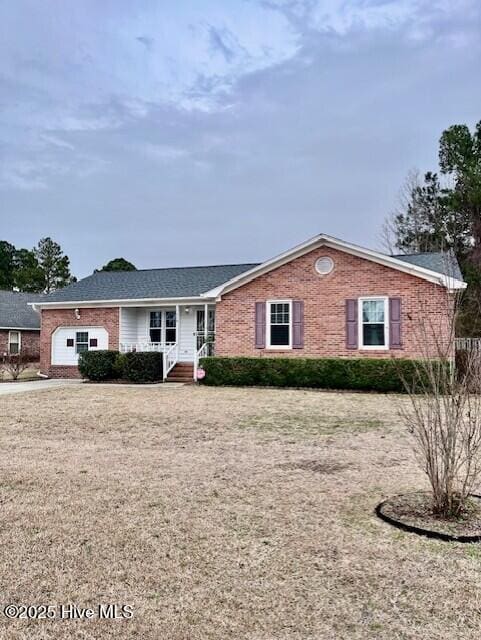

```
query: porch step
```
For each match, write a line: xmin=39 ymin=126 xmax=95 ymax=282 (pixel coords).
xmin=166 ymin=362 xmax=194 ymax=383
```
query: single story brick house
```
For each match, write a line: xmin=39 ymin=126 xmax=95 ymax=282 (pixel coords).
xmin=0 ymin=290 xmax=44 ymax=360
xmin=31 ymin=234 xmax=465 ymax=380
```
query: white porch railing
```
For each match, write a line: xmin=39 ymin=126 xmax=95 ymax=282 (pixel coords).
xmin=456 ymin=337 xmax=481 ymax=352
xmin=119 ymin=342 xmax=174 ymax=353
xmin=163 ymin=343 xmax=179 ymax=380
xmin=119 ymin=342 xmax=178 ymax=381
xmin=194 ymin=341 xmax=215 ymax=381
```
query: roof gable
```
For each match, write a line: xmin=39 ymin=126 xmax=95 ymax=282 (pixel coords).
xmin=203 ymin=234 xmax=466 ymax=298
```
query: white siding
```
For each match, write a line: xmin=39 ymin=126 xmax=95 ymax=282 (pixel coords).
xmin=119 ymin=304 xmax=215 ymax=361
xmin=119 ymin=308 xmax=138 ymax=344
xmin=52 ymin=327 xmax=109 ymax=365
xmin=178 ymin=307 xmax=196 ymax=361
xmin=136 ymin=309 xmax=150 ymax=343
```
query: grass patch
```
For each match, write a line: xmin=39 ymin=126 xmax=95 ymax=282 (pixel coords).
xmin=0 ymin=385 xmax=477 ymax=638
xmin=238 ymin=411 xmax=383 ymax=437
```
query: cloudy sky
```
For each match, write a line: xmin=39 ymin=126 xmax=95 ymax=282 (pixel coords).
xmin=1 ymin=0 xmax=480 ymax=277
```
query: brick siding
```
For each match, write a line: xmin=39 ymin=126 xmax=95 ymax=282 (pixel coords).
xmin=0 ymin=329 xmax=40 ymax=361
xmin=215 ymin=246 xmax=453 ymax=360
xmin=40 ymin=307 xmax=119 ymax=378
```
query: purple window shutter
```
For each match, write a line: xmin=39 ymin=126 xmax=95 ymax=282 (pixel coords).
xmin=346 ymin=299 xmax=358 ymax=349
xmin=389 ymin=298 xmax=402 ymax=349
xmin=255 ymin=302 xmax=266 ymax=348
xmin=292 ymin=301 xmax=304 ymax=349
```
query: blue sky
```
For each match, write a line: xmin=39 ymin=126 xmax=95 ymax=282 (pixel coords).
xmin=1 ymin=0 xmax=480 ymax=277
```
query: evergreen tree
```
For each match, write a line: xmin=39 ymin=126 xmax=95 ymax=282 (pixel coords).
xmin=0 ymin=241 xmax=16 ymax=290
xmin=13 ymin=248 xmax=45 ymax=293
xmin=34 ymin=237 xmax=75 ymax=293
xmin=97 ymin=257 xmax=137 ymax=272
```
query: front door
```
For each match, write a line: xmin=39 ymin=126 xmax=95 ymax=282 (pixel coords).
xmin=195 ymin=308 xmax=215 ymax=352
xmin=177 ymin=307 xmax=196 ymax=362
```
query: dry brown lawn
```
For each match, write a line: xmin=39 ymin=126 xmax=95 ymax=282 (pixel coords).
xmin=0 ymin=366 xmax=40 ymax=382
xmin=0 ymin=385 xmax=480 ymax=639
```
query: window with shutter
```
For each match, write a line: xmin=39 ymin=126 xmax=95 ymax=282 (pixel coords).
xmin=358 ymin=297 xmax=389 ymax=349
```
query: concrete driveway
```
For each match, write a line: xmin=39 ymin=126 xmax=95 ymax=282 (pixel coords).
xmin=0 ymin=379 xmax=82 ymax=396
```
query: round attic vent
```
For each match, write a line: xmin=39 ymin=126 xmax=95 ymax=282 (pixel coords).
xmin=315 ymin=256 xmax=334 ymax=275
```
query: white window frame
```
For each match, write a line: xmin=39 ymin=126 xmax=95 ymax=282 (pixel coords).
xmin=75 ymin=330 xmax=89 ymax=354
xmin=148 ymin=309 xmax=163 ymax=344
xmin=147 ymin=308 xmax=177 ymax=345
xmin=266 ymin=300 xmax=292 ymax=350
xmin=358 ymin=296 xmax=389 ymax=350
xmin=164 ymin=310 xmax=177 ymax=345
xmin=8 ymin=330 xmax=21 ymax=355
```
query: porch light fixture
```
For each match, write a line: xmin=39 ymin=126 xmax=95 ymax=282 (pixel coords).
xmin=184 ymin=307 xmax=190 ymax=314
xmin=74 ymin=308 xmax=81 ymax=319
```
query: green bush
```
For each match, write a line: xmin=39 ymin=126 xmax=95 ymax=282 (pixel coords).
xmin=113 ymin=352 xmax=127 ymax=379
xmin=122 ymin=351 xmax=163 ymax=383
xmin=78 ymin=350 xmax=119 ymax=381
xmin=198 ymin=356 xmax=433 ymax=393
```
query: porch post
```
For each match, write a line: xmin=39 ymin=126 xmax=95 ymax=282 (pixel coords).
xmin=176 ymin=304 xmax=180 ymax=344
xmin=204 ymin=303 xmax=208 ymax=344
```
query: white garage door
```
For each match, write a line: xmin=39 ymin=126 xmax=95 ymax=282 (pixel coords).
xmin=52 ymin=326 xmax=109 ymax=365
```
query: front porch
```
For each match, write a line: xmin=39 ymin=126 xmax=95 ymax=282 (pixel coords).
xmin=119 ymin=303 xmax=215 ymax=380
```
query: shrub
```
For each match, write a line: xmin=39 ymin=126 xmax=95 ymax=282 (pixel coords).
xmin=122 ymin=351 xmax=163 ymax=383
xmin=198 ymin=356 xmax=436 ymax=393
xmin=0 ymin=352 xmax=35 ymax=381
xmin=113 ymin=352 xmax=127 ymax=379
xmin=78 ymin=350 xmax=119 ymax=381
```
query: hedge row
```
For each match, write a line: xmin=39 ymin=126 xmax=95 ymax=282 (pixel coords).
xmin=78 ymin=350 xmax=163 ymax=383
xmin=198 ymin=356 xmax=433 ymax=393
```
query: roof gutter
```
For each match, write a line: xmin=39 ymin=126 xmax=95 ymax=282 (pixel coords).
xmin=29 ymin=295 xmax=217 ymax=310
xmin=0 ymin=326 xmax=40 ymax=331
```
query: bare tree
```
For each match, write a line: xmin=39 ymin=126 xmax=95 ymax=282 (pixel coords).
xmin=1 ymin=352 xmax=33 ymax=381
xmin=381 ymin=170 xmax=423 ymax=253
xmin=398 ymin=257 xmax=481 ymax=517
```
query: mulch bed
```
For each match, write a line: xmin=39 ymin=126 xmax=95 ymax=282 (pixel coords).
xmin=376 ymin=492 xmax=481 ymax=542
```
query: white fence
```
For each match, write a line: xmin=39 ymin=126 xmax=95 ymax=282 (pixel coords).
xmin=456 ymin=338 xmax=481 ymax=352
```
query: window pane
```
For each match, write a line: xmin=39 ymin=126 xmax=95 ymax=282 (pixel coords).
xmin=197 ymin=310 xmax=205 ymax=332
xmin=76 ymin=343 xmax=88 ymax=354
xmin=150 ymin=329 xmax=161 ymax=343
xmin=362 ymin=300 xmax=384 ymax=323
xmin=9 ymin=343 xmax=19 ymax=354
xmin=150 ymin=312 xmax=162 ymax=328
xmin=76 ymin=332 xmax=88 ymax=343
xmin=165 ymin=328 xmax=176 ymax=343
xmin=270 ymin=303 xmax=290 ymax=325
xmin=270 ymin=325 xmax=289 ymax=346
xmin=166 ymin=311 xmax=176 ymax=327
xmin=208 ymin=310 xmax=215 ymax=332
xmin=363 ymin=324 xmax=385 ymax=346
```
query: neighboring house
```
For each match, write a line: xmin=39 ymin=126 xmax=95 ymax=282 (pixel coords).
xmin=0 ymin=290 xmax=44 ymax=360
xmin=31 ymin=234 xmax=466 ymax=380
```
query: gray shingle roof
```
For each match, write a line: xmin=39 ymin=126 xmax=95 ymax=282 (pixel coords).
xmin=36 ymin=248 xmax=464 ymax=306
xmin=41 ymin=264 xmax=260 ymax=303
xmin=0 ymin=291 xmax=44 ymax=329
xmin=391 ymin=251 xmax=463 ymax=281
